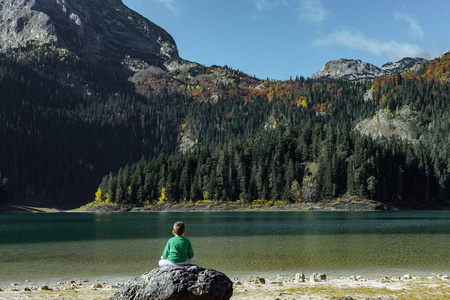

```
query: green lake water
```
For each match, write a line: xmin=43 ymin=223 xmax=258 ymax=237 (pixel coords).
xmin=0 ymin=211 xmax=449 ymax=285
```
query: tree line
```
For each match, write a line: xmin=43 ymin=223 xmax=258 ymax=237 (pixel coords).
xmin=95 ymin=121 xmax=448 ymax=208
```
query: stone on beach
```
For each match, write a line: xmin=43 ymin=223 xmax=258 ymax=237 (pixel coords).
xmin=109 ymin=265 xmax=233 ymax=300
xmin=309 ymin=273 xmax=327 ymax=282
xmin=402 ymin=274 xmax=412 ymax=280
xmin=91 ymin=283 xmax=103 ymax=289
xmin=244 ymin=277 xmax=266 ymax=284
xmin=294 ymin=273 xmax=305 ymax=282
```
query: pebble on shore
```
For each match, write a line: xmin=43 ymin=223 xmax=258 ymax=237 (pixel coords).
xmin=1 ymin=273 xmax=449 ymax=300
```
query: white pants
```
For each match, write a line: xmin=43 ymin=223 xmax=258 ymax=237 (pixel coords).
xmin=158 ymin=256 xmax=196 ymax=267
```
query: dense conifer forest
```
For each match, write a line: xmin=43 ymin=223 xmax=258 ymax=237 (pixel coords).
xmin=0 ymin=41 xmax=449 ymax=209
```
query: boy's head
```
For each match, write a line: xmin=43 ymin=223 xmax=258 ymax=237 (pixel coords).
xmin=173 ymin=221 xmax=186 ymax=236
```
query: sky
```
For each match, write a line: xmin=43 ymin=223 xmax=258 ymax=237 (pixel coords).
xmin=122 ymin=0 xmax=449 ymax=80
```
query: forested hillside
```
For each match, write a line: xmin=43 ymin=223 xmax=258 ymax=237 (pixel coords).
xmin=0 ymin=38 xmax=449 ymax=208
xmin=94 ymin=54 xmax=450 ymax=209
xmin=0 ymin=42 xmax=183 ymax=207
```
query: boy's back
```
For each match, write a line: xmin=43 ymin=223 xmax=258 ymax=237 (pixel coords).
xmin=163 ymin=235 xmax=194 ymax=263
xmin=159 ymin=221 xmax=196 ymax=267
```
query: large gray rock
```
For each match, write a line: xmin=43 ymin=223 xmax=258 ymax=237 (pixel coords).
xmin=109 ymin=265 xmax=233 ymax=300
xmin=0 ymin=0 xmax=179 ymax=64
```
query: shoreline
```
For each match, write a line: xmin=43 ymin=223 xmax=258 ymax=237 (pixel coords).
xmin=0 ymin=197 xmax=394 ymax=213
xmin=3 ymin=196 xmax=450 ymax=213
xmin=1 ymin=273 xmax=449 ymax=299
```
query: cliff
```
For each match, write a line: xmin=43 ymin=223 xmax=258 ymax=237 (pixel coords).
xmin=0 ymin=0 xmax=179 ymax=64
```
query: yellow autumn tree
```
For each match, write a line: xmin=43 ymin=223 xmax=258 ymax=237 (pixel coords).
xmin=158 ymin=187 xmax=168 ymax=205
xmin=95 ymin=188 xmax=102 ymax=202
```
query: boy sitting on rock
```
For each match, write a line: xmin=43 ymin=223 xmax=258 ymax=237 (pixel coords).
xmin=159 ymin=221 xmax=196 ymax=267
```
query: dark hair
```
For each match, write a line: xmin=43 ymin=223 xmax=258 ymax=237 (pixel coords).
xmin=173 ymin=221 xmax=185 ymax=236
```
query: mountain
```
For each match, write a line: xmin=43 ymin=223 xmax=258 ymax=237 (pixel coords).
xmin=0 ymin=0 xmax=178 ymax=64
xmin=0 ymin=0 xmax=449 ymax=209
xmin=311 ymin=57 xmax=426 ymax=80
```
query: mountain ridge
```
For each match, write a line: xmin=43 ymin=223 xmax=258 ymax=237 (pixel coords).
xmin=311 ymin=57 xmax=426 ymax=81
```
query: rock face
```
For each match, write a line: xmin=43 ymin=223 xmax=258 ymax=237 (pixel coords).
xmin=355 ymin=106 xmax=416 ymax=141
xmin=311 ymin=57 xmax=426 ymax=80
xmin=0 ymin=0 xmax=179 ymax=64
xmin=109 ymin=265 xmax=233 ymax=300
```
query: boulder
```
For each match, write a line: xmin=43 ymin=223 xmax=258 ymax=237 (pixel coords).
xmin=109 ymin=265 xmax=233 ymax=300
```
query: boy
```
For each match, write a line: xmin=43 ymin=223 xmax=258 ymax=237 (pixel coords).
xmin=159 ymin=221 xmax=196 ymax=267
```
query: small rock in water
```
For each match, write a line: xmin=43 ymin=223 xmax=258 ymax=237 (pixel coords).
xmin=23 ymin=287 xmax=32 ymax=292
xmin=39 ymin=285 xmax=50 ymax=291
xmin=91 ymin=283 xmax=103 ymax=289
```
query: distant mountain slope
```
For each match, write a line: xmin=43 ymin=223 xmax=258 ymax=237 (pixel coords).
xmin=311 ymin=57 xmax=426 ymax=80
xmin=0 ymin=0 xmax=178 ymax=64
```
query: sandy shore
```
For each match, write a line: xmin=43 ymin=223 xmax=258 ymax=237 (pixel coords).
xmin=1 ymin=274 xmax=449 ymax=300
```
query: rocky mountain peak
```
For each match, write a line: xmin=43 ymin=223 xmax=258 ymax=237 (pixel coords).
xmin=381 ymin=57 xmax=426 ymax=73
xmin=311 ymin=58 xmax=385 ymax=80
xmin=312 ymin=57 xmax=427 ymax=81
xmin=0 ymin=0 xmax=179 ymax=64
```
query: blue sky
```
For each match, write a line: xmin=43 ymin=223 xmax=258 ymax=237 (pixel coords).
xmin=122 ymin=0 xmax=449 ymax=80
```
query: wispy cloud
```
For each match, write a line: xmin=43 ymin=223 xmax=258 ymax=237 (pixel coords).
xmin=313 ymin=29 xmax=432 ymax=61
xmin=395 ymin=12 xmax=424 ymax=40
xmin=253 ymin=0 xmax=278 ymax=11
xmin=250 ymin=0 xmax=329 ymax=24
xmin=297 ymin=0 xmax=329 ymax=24
xmin=153 ymin=0 xmax=182 ymax=16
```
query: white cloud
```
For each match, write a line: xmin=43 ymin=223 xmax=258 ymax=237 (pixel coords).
xmin=313 ymin=29 xmax=432 ymax=61
xmin=297 ymin=0 xmax=329 ymax=24
xmin=395 ymin=12 xmax=424 ymax=40
xmin=153 ymin=0 xmax=182 ymax=16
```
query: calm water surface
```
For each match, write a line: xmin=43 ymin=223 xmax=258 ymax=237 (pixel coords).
xmin=0 ymin=211 xmax=449 ymax=284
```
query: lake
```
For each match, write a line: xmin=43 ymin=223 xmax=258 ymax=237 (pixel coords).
xmin=0 ymin=211 xmax=449 ymax=285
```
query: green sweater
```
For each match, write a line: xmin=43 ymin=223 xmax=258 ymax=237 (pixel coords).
xmin=162 ymin=236 xmax=195 ymax=263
